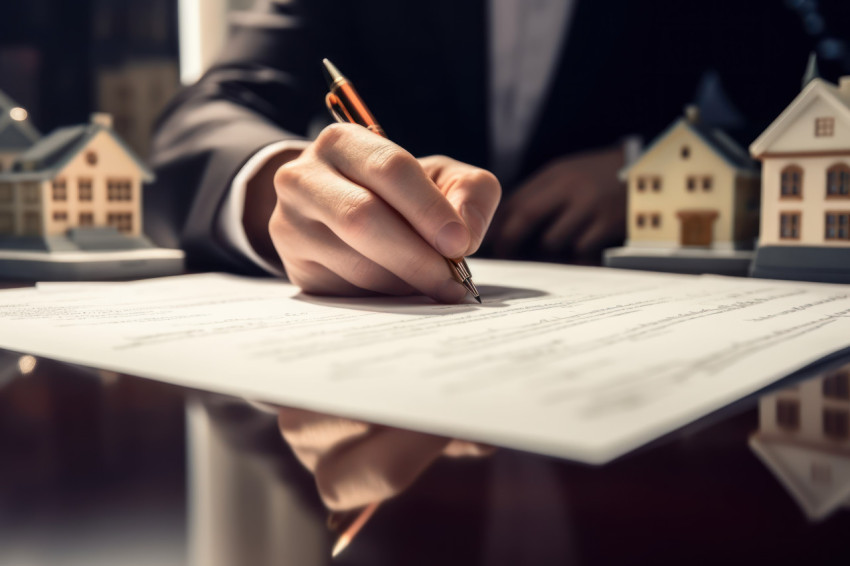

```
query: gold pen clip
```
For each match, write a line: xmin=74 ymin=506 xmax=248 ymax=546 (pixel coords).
xmin=325 ymin=92 xmax=354 ymax=125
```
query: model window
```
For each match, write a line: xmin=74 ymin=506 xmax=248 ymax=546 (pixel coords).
xmin=22 ymin=182 xmax=40 ymax=204
xmin=636 ymin=213 xmax=646 ymax=228
xmin=651 ymin=213 xmax=661 ymax=228
xmin=826 ymin=164 xmax=850 ymax=197
xmin=52 ymin=179 xmax=67 ymax=201
xmin=823 ymin=408 xmax=849 ymax=440
xmin=637 ymin=178 xmax=646 ymax=192
xmin=107 ymin=212 xmax=132 ymax=233
xmin=79 ymin=212 xmax=94 ymax=226
xmin=780 ymin=165 xmax=803 ymax=197
xmin=652 ymin=177 xmax=661 ymax=191
xmin=702 ymin=177 xmax=712 ymax=191
xmin=776 ymin=399 xmax=800 ymax=431
xmin=687 ymin=177 xmax=696 ymax=192
xmin=0 ymin=211 xmax=13 ymax=233
xmin=680 ymin=145 xmax=690 ymax=159
xmin=0 ymin=182 xmax=12 ymax=203
xmin=78 ymin=178 xmax=93 ymax=201
xmin=815 ymin=117 xmax=835 ymax=137
xmin=823 ymin=370 xmax=850 ymax=400
xmin=107 ymin=179 xmax=132 ymax=201
xmin=23 ymin=211 xmax=40 ymax=235
xmin=779 ymin=212 xmax=801 ymax=239
xmin=53 ymin=211 xmax=67 ymax=222
xmin=825 ymin=212 xmax=850 ymax=240
xmin=86 ymin=151 xmax=98 ymax=166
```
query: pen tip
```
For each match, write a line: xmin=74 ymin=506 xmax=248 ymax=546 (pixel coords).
xmin=331 ymin=534 xmax=350 ymax=559
xmin=322 ymin=58 xmax=344 ymax=88
xmin=474 ymin=295 xmax=482 ymax=304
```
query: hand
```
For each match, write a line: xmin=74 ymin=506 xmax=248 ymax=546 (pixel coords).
xmin=488 ymin=146 xmax=626 ymax=262
xmin=266 ymin=124 xmax=500 ymax=302
xmin=277 ymin=407 xmax=494 ymax=511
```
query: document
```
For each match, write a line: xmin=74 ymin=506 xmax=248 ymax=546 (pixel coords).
xmin=1 ymin=260 xmax=849 ymax=464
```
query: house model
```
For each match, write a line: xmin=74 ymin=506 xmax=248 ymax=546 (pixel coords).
xmin=0 ymin=113 xmax=150 ymax=239
xmin=605 ymin=106 xmax=760 ymax=275
xmin=749 ymin=74 xmax=850 ymax=283
xmin=749 ymin=364 xmax=850 ymax=521
xmin=0 ymin=90 xmax=41 ymax=172
xmin=0 ymin=112 xmax=183 ymax=280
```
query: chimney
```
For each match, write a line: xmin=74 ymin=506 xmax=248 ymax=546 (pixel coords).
xmin=840 ymin=76 xmax=850 ymax=101
xmin=684 ymin=105 xmax=700 ymax=125
xmin=90 ymin=112 xmax=113 ymax=129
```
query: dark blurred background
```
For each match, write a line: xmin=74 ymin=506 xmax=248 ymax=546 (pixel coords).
xmin=2 ymin=0 xmax=849 ymax=160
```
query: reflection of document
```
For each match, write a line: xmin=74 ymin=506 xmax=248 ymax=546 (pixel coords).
xmin=1 ymin=259 xmax=849 ymax=464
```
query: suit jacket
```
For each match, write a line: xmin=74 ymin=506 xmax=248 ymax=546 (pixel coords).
xmin=147 ymin=0 xmax=823 ymax=274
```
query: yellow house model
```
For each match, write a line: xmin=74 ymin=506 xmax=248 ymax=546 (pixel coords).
xmin=749 ymin=364 xmax=850 ymax=521
xmin=0 ymin=113 xmax=152 ymax=239
xmin=621 ymin=107 xmax=761 ymax=250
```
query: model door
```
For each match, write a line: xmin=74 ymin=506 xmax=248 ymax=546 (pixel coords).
xmin=677 ymin=210 xmax=718 ymax=247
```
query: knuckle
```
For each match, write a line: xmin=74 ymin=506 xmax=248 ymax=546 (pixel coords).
xmin=313 ymin=123 xmax=349 ymax=154
xmin=337 ymin=191 xmax=378 ymax=239
xmin=469 ymin=169 xmax=501 ymax=199
xmin=273 ymin=160 xmax=306 ymax=191
xmin=366 ymin=144 xmax=414 ymax=182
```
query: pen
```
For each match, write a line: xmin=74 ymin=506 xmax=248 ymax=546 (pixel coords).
xmin=321 ymin=58 xmax=481 ymax=303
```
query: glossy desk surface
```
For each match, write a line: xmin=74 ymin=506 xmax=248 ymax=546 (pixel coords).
xmin=0 ymin=311 xmax=849 ymax=565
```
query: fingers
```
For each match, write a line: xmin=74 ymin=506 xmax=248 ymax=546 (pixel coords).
xmin=278 ymin=407 xmax=371 ymax=471
xmin=442 ymin=439 xmax=497 ymax=457
xmin=541 ymin=201 xmax=589 ymax=253
xmin=278 ymin=406 xmax=496 ymax=510
xmin=272 ymin=155 xmax=468 ymax=303
xmin=270 ymin=203 xmax=416 ymax=296
xmin=419 ymin=155 xmax=501 ymax=254
xmin=313 ymin=428 xmax=450 ymax=510
xmin=574 ymin=211 xmax=626 ymax=257
xmin=492 ymin=196 xmax=562 ymax=257
xmin=312 ymin=124 xmax=471 ymax=259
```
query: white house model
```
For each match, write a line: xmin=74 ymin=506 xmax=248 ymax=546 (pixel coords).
xmin=749 ymin=75 xmax=850 ymax=282
xmin=750 ymin=364 xmax=850 ymax=521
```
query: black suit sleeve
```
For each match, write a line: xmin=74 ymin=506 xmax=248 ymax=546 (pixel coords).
xmin=146 ymin=0 xmax=340 ymax=274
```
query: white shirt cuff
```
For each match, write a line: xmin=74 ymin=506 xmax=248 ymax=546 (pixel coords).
xmin=217 ymin=139 xmax=310 ymax=276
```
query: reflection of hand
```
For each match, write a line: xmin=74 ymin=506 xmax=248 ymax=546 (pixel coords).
xmin=268 ymin=124 xmax=500 ymax=302
xmin=277 ymin=407 xmax=494 ymax=511
xmin=489 ymin=146 xmax=626 ymax=261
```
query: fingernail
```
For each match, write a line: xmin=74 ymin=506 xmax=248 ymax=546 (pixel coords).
xmin=435 ymin=222 xmax=470 ymax=258
xmin=436 ymin=279 xmax=468 ymax=304
xmin=460 ymin=203 xmax=487 ymax=245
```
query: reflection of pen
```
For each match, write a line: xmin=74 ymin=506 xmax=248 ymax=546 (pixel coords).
xmin=321 ymin=58 xmax=481 ymax=303
xmin=329 ymin=501 xmax=379 ymax=558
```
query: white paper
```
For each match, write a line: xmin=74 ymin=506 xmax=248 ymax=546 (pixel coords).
xmin=1 ymin=259 xmax=849 ymax=464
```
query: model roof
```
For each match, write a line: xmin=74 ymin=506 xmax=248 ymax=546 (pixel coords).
xmin=0 ymin=120 xmax=153 ymax=182
xmin=0 ymin=89 xmax=41 ymax=150
xmin=621 ymin=112 xmax=758 ymax=178
xmin=750 ymin=77 xmax=850 ymax=157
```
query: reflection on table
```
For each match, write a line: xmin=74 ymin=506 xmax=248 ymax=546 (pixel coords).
xmin=750 ymin=362 xmax=850 ymax=521
xmin=2 ymin=351 xmax=850 ymax=565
